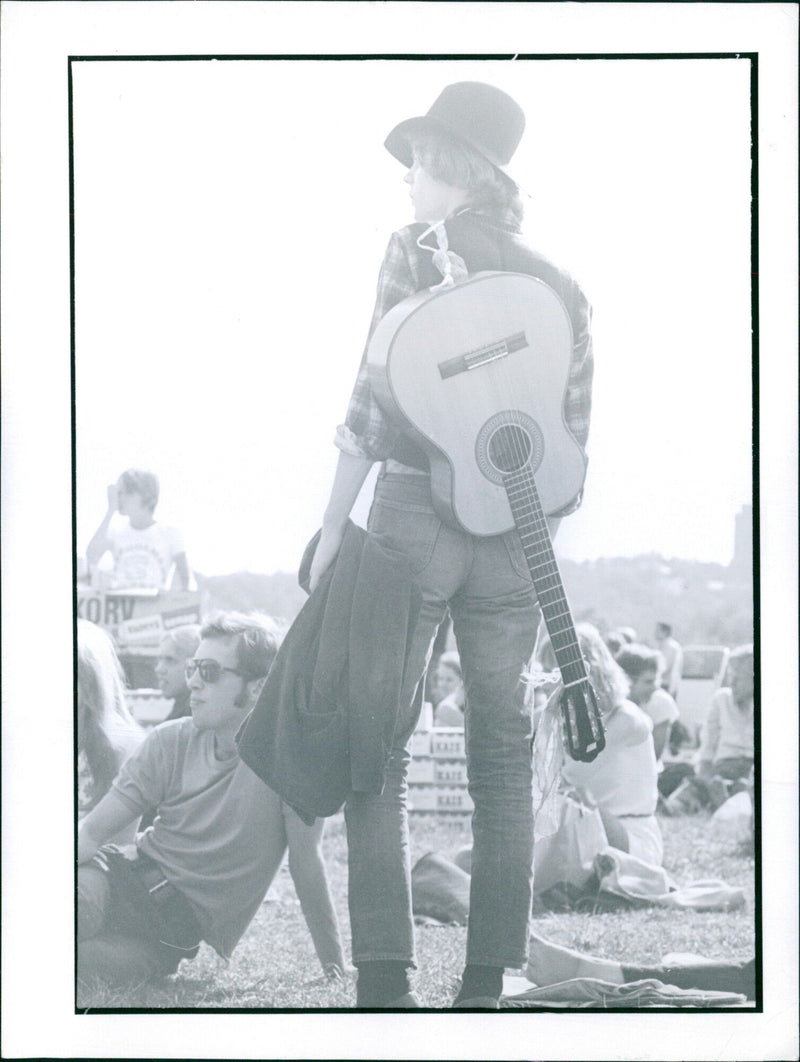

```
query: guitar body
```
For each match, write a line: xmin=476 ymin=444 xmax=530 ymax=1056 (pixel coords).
xmin=367 ymin=271 xmax=586 ymax=536
xmin=368 ymin=270 xmax=605 ymax=762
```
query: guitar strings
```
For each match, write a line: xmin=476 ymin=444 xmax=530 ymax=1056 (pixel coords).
xmin=494 ymin=332 xmax=586 ymax=756
xmin=492 ymin=283 xmax=584 ymax=682
xmin=485 ymin=276 xmax=603 ymax=756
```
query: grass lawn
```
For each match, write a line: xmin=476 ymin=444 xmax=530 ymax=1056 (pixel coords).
xmin=77 ymin=807 xmax=755 ymax=1011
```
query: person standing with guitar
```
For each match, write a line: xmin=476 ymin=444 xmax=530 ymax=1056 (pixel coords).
xmin=309 ymin=81 xmax=594 ymax=1009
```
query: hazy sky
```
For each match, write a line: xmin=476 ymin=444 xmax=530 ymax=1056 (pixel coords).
xmin=72 ymin=57 xmax=752 ymax=575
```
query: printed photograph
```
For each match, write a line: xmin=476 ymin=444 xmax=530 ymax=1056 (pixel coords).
xmin=71 ymin=55 xmax=757 ymax=1012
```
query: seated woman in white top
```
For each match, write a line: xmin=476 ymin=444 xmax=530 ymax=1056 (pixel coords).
xmin=697 ymin=644 xmax=754 ymax=780
xmin=553 ymin=624 xmax=664 ymax=866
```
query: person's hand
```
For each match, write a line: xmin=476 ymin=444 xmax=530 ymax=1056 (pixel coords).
xmin=106 ymin=482 xmax=119 ymax=512
xmin=309 ymin=524 xmax=345 ymax=593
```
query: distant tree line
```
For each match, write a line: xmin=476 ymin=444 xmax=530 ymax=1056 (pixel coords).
xmin=560 ymin=554 xmax=754 ymax=648
xmin=196 ymin=553 xmax=754 ymax=650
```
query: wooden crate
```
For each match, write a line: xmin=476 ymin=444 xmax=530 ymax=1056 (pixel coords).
xmin=408 ymin=785 xmax=474 ymax=814
xmin=430 ymin=729 xmax=466 ymax=758
xmin=409 ymin=725 xmax=470 ymax=813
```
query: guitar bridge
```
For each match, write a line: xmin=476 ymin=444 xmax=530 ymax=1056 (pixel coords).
xmin=439 ymin=332 xmax=528 ymax=380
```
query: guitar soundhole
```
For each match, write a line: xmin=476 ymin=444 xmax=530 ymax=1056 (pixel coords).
xmin=487 ymin=424 xmax=532 ymax=473
xmin=475 ymin=411 xmax=544 ymax=485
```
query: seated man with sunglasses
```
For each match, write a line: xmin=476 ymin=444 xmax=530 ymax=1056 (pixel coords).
xmin=77 ymin=611 xmax=345 ymax=991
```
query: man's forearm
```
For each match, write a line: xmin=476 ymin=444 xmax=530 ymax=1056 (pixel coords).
xmin=77 ymin=790 xmax=137 ymax=863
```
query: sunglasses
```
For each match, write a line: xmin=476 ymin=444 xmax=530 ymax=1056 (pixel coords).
xmin=184 ymin=659 xmax=242 ymax=684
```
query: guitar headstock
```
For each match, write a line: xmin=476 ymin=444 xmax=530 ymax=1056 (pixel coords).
xmin=559 ymin=680 xmax=606 ymax=762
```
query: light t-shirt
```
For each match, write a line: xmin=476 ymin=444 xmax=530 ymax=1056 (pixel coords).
xmin=112 ymin=719 xmax=288 ymax=958
xmin=698 ymin=686 xmax=754 ymax=765
xmin=78 ymin=725 xmax=144 ymax=816
xmin=109 ymin=521 xmax=184 ymax=589
xmin=641 ymin=688 xmax=680 ymax=768
xmin=642 ymin=688 xmax=680 ymax=730
xmin=562 ymin=699 xmax=659 ymax=817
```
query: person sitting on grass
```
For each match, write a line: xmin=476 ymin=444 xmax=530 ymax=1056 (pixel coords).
xmin=615 ymin=643 xmax=680 ymax=772
xmin=86 ymin=468 xmax=191 ymax=590
xmin=78 ymin=620 xmax=145 ymax=843
xmin=546 ymin=624 xmax=664 ymax=866
xmin=154 ymin=623 xmax=202 ymax=721
xmin=78 ymin=611 xmax=345 ymax=990
xmin=665 ymin=644 xmax=755 ymax=814
xmin=697 ymin=644 xmax=754 ymax=790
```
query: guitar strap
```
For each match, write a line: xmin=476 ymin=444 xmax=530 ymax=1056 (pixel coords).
xmin=415 ymin=220 xmax=469 ymax=290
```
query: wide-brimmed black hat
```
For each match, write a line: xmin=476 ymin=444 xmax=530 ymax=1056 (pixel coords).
xmin=384 ymin=81 xmax=525 ymax=172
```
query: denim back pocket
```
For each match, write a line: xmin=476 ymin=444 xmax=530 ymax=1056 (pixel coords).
xmin=368 ymin=496 xmax=442 ymax=577
xmin=503 ymin=528 xmax=536 ymax=584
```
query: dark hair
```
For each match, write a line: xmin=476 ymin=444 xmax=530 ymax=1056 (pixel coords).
xmin=200 ymin=611 xmax=284 ymax=681
xmin=410 ymin=130 xmax=524 ymax=226
xmin=656 ymin=621 xmax=672 ymax=637
xmin=616 ymin=643 xmax=661 ymax=681
xmin=118 ymin=468 xmax=160 ymax=512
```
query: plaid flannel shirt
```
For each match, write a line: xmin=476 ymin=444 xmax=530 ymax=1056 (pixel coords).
xmin=336 ymin=207 xmax=594 ymax=511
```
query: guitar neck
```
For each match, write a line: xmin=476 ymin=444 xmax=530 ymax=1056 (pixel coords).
xmin=504 ymin=467 xmax=586 ymax=688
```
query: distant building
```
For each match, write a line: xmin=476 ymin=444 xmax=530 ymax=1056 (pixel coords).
xmin=730 ymin=504 xmax=753 ymax=576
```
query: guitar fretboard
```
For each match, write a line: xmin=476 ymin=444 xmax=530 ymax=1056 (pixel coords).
xmin=504 ymin=467 xmax=587 ymax=688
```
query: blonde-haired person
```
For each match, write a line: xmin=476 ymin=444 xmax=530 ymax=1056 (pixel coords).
xmin=697 ymin=644 xmax=754 ymax=784
xmin=659 ymin=643 xmax=755 ymax=815
xmin=307 ymin=81 xmax=594 ymax=1008
xmin=541 ymin=623 xmax=663 ymax=866
xmin=77 ymin=620 xmax=145 ymax=841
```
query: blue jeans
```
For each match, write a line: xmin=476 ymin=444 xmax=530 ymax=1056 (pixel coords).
xmin=78 ymin=804 xmax=345 ymax=988
xmin=78 ymin=862 xmax=183 ymax=987
xmin=345 ymin=472 xmax=541 ymax=969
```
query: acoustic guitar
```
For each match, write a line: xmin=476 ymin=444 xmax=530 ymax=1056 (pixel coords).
xmin=367 ymin=271 xmax=605 ymax=762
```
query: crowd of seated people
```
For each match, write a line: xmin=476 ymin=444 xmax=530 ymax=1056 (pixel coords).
xmin=77 ymin=466 xmax=752 ymax=999
xmin=663 ymin=644 xmax=754 ymax=814
xmin=76 ymin=610 xmax=345 ymax=992
xmin=523 ymin=617 xmax=754 ymax=879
